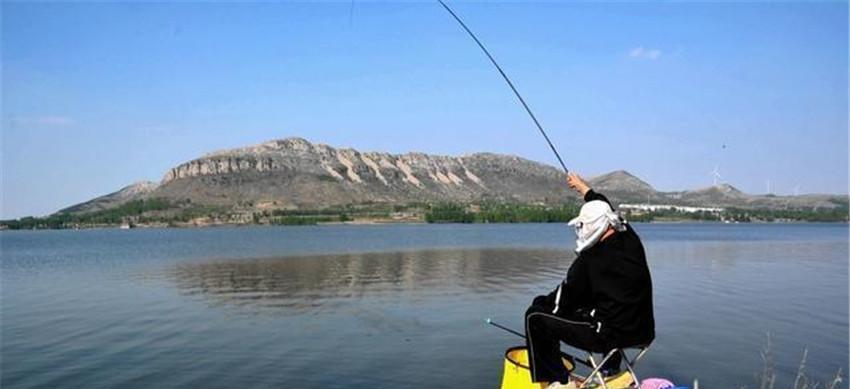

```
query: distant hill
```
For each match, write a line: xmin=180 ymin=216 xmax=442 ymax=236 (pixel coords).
xmin=587 ymin=170 xmax=657 ymax=203
xmin=58 ymin=137 xmax=847 ymax=216
xmin=59 ymin=181 xmax=159 ymax=214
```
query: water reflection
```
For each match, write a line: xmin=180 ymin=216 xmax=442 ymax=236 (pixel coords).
xmin=3 ymin=225 xmax=847 ymax=389
xmin=169 ymin=248 xmax=573 ymax=314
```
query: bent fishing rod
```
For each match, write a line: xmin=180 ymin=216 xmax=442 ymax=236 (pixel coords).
xmin=437 ymin=0 xmax=569 ymax=174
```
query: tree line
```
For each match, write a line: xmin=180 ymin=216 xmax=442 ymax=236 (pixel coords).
xmin=2 ymin=199 xmax=846 ymax=229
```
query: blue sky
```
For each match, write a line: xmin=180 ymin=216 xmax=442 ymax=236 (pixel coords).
xmin=2 ymin=1 xmax=847 ymax=218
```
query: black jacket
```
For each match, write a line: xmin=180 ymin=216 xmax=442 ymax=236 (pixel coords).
xmin=552 ymin=190 xmax=655 ymax=347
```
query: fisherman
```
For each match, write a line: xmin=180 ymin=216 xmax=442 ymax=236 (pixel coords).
xmin=525 ymin=173 xmax=655 ymax=388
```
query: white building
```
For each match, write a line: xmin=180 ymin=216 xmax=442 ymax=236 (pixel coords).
xmin=619 ymin=204 xmax=724 ymax=213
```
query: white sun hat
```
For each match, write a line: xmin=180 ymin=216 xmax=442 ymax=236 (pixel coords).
xmin=568 ymin=200 xmax=626 ymax=253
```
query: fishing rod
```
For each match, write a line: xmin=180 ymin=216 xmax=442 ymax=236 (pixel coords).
xmin=486 ymin=318 xmax=594 ymax=368
xmin=437 ymin=0 xmax=569 ymax=174
xmin=484 ymin=317 xmax=594 ymax=368
xmin=485 ymin=318 xmax=525 ymax=338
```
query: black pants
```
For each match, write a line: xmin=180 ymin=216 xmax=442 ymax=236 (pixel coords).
xmin=524 ymin=295 xmax=621 ymax=383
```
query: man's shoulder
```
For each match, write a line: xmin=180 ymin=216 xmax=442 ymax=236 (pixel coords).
xmin=570 ymin=252 xmax=594 ymax=269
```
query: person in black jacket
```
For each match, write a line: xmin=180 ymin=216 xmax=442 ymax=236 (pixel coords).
xmin=525 ymin=173 xmax=655 ymax=387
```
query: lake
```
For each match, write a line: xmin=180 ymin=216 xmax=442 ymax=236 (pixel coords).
xmin=2 ymin=223 xmax=847 ymax=388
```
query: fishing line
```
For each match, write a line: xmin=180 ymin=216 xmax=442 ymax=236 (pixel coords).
xmin=437 ymin=0 xmax=569 ymax=174
xmin=348 ymin=0 xmax=356 ymax=28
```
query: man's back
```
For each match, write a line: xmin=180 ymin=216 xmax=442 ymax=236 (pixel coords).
xmin=580 ymin=224 xmax=654 ymax=347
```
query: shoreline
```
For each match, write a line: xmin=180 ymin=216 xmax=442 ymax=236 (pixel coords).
xmin=2 ymin=219 xmax=847 ymax=232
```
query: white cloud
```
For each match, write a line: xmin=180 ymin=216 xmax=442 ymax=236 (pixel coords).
xmin=8 ymin=116 xmax=75 ymax=126
xmin=628 ymin=46 xmax=662 ymax=60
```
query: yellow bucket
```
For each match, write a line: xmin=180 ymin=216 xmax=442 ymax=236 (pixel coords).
xmin=499 ymin=346 xmax=635 ymax=389
xmin=500 ymin=346 xmax=574 ymax=389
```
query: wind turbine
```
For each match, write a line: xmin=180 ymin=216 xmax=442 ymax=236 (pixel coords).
xmin=708 ymin=166 xmax=722 ymax=186
xmin=793 ymin=185 xmax=801 ymax=196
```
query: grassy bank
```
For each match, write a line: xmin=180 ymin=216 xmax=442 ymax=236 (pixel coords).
xmin=743 ymin=334 xmax=842 ymax=389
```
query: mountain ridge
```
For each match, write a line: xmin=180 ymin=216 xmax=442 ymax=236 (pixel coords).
xmin=59 ymin=137 xmax=847 ymax=215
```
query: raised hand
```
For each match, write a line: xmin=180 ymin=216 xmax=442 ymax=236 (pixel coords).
xmin=567 ymin=173 xmax=591 ymax=197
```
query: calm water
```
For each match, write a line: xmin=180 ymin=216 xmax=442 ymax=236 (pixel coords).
xmin=2 ymin=223 xmax=847 ymax=388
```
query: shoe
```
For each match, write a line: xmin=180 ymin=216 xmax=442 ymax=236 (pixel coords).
xmin=601 ymin=367 xmax=622 ymax=377
xmin=546 ymin=381 xmax=577 ymax=389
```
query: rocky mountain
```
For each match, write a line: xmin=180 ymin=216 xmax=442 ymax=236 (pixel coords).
xmin=145 ymin=137 xmax=574 ymax=210
xmin=59 ymin=137 xmax=847 ymax=215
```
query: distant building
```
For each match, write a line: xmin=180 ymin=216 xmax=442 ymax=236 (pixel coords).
xmin=619 ymin=204 xmax=724 ymax=213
